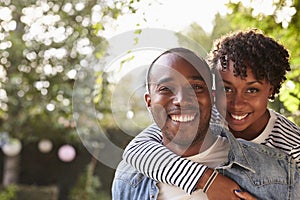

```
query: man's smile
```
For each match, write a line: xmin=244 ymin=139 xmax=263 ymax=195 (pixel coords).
xmin=170 ymin=113 xmax=197 ymax=122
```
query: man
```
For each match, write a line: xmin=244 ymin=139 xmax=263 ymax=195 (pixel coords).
xmin=112 ymin=48 xmax=300 ymax=199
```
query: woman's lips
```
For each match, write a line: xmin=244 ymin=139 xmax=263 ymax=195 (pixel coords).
xmin=230 ymin=113 xmax=249 ymax=120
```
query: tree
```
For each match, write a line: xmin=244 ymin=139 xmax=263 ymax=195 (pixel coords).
xmin=223 ymin=0 xmax=300 ymax=125
xmin=183 ymin=0 xmax=300 ymax=125
xmin=0 ymin=0 xmax=139 ymax=144
xmin=0 ymin=0 xmax=139 ymax=187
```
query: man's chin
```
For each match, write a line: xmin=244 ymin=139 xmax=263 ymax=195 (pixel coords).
xmin=164 ymin=128 xmax=199 ymax=142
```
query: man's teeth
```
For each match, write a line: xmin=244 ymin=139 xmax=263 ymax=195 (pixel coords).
xmin=231 ymin=113 xmax=248 ymax=120
xmin=171 ymin=114 xmax=195 ymax=122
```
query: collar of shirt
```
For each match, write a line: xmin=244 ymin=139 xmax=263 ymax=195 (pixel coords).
xmin=210 ymin=123 xmax=256 ymax=173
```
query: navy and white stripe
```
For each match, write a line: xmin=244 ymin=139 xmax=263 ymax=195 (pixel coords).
xmin=263 ymin=112 xmax=300 ymax=167
xmin=123 ymin=124 xmax=207 ymax=194
xmin=123 ymin=109 xmax=300 ymax=194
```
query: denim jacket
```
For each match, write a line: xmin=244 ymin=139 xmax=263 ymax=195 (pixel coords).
xmin=112 ymin=124 xmax=300 ymax=200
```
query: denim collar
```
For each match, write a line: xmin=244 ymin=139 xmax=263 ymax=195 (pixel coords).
xmin=152 ymin=122 xmax=257 ymax=173
xmin=210 ymin=123 xmax=256 ymax=173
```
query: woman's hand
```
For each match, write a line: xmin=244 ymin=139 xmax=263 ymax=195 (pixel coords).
xmin=198 ymin=169 xmax=257 ymax=200
xmin=206 ymin=172 xmax=242 ymax=200
xmin=234 ymin=189 xmax=257 ymax=200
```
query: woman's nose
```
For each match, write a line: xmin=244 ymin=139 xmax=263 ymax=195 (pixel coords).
xmin=230 ymin=93 xmax=246 ymax=108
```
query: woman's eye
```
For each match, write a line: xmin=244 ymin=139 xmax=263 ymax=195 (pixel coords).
xmin=224 ymin=87 xmax=232 ymax=93
xmin=247 ymin=88 xmax=259 ymax=93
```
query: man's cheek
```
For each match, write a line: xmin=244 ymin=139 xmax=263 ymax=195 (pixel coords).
xmin=150 ymin=104 xmax=168 ymax=128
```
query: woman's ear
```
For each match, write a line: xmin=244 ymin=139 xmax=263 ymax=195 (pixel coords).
xmin=144 ymin=93 xmax=151 ymax=108
xmin=268 ymin=85 xmax=274 ymax=98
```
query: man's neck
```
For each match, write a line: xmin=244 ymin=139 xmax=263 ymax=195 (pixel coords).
xmin=164 ymin=129 xmax=217 ymax=157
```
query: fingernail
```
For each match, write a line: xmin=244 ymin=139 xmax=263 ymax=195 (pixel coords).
xmin=234 ymin=189 xmax=241 ymax=193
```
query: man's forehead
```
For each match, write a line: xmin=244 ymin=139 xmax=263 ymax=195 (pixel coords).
xmin=152 ymin=54 xmax=211 ymax=80
xmin=154 ymin=74 xmax=205 ymax=85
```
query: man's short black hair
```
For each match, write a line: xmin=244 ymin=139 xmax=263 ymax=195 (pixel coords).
xmin=146 ymin=47 xmax=212 ymax=93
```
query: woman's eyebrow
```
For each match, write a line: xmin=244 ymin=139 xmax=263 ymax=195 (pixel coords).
xmin=245 ymin=80 xmax=263 ymax=85
xmin=222 ymin=79 xmax=263 ymax=85
xmin=222 ymin=79 xmax=232 ymax=85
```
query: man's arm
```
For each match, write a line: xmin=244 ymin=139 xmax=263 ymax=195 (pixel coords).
xmin=123 ymin=123 xmax=247 ymax=199
xmin=123 ymin=124 xmax=205 ymax=194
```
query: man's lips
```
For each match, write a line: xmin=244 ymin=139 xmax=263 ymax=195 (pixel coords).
xmin=170 ymin=113 xmax=197 ymax=122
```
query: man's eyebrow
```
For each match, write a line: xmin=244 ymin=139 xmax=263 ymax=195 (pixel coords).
xmin=189 ymin=75 xmax=204 ymax=81
xmin=156 ymin=77 xmax=173 ymax=85
xmin=156 ymin=76 xmax=205 ymax=85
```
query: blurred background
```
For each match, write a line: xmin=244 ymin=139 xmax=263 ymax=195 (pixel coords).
xmin=0 ymin=0 xmax=299 ymax=199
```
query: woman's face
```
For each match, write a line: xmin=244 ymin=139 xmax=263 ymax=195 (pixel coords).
xmin=215 ymin=60 xmax=274 ymax=137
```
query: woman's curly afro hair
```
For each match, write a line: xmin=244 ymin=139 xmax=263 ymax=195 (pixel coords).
xmin=209 ymin=29 xmax=291 ymax=99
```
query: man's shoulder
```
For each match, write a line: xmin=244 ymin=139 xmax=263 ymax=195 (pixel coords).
xmin=209 ymin=123 xmax=230 ymax=138
xmin=115 ymin=160 xmax=140 ymax=178
xmin=112 ymin=161 xmax=157 ymax=200
xmin=114 ymin=160 xmax=148 ymax=186
xmin=209 ymin=123 xmax=295 ymax=165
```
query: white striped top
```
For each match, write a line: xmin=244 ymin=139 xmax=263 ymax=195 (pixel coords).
xmin=263 ymin=110 xmax=300 ymax=166
xmin=123 ymin=108 xmax=300 ymax=194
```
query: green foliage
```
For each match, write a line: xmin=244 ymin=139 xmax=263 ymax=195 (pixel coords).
xmin=220 ymin=0 xmax=300 ymax=125
xmin=0 ymin=185 xmax=17 ymax=200
xmin=179 ymin=23 xmax=212 ymax=52
xmin=210 ymin=13 xmax=233 ymax=40
xmin=0 ymin=0 xmax=139 ymax=142
xmin=69 ymin=158 xmax=110 ymax=200
xmin=182 ymin=0 xmax=300 ymax=125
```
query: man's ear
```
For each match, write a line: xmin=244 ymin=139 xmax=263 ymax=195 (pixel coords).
xmin=212 ymin=90 xmax=216 ymax=103
xmin=144 ymin=93 xmax=151 ymax=108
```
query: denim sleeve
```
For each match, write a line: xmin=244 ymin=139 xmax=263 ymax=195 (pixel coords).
xmin=122 ymin=123 xmax=207 ymax=194
xmin=291 ymin=160 xmax=300 ymax=200
xmin=111 ymin=180 xmax=126 ymax=200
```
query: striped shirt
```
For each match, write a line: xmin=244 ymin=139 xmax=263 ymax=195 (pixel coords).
xmin=263 ymin=110 xmax=300 ymax=166
xmin=123 ymin=108 xmax=300 ymax=194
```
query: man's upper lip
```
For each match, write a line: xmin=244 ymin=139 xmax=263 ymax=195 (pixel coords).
xmin=168 ymin=110 xmax=197 ymax=115
xmin=168 ymin=107 xmax=197 ymax=114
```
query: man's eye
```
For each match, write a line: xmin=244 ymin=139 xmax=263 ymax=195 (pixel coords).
xmin=192 ymin=84 xmax=205 ymax=92
xmin=159 ymin=86 xmax=172 ymax=92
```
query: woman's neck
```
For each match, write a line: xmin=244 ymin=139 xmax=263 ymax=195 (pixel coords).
xmin=230 ymin=110 xmax=270 ymax=141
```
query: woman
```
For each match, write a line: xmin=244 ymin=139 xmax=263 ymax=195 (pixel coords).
xmin=122 ymin=29 xmax=300 ymax=199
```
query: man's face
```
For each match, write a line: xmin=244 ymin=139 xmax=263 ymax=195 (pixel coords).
xmin=145 ymin=54 xmax=212 ymax=152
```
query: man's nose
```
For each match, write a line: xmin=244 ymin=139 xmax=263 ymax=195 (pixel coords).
xmin=172 ymin=88 xmax=195 ymax=106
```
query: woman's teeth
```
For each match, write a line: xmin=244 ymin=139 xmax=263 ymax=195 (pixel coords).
xmin=231 ymin=113 xmax=248 ymax=120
